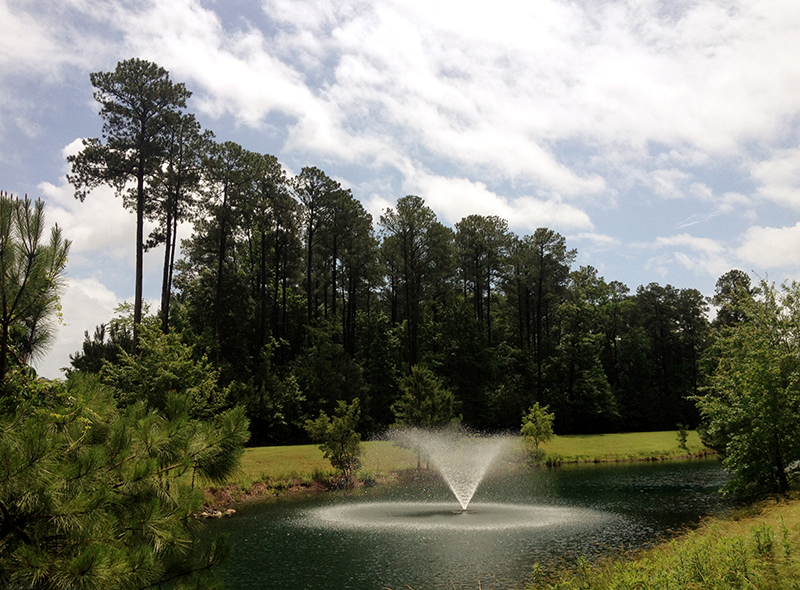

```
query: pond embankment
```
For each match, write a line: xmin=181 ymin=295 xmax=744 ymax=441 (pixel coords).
xmin=525 ymin=494 xmax=800 ymax=589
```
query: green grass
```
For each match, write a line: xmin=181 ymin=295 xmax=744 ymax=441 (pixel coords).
xmin=540 ymin=430 xmax=710 ymax=464
xmin=218 ymin=440 xmax=418 ymax=491
xmin=527 ymin=496 xmax=800 ymax=590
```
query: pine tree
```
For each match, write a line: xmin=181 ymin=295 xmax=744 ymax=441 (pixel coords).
xmin=0 ymin=193 xmax=70 ymax=386
xmin=68 ymin=58 xmax=191 ymax=344
xmin=0 ymin=372 xmax=249 ymax=589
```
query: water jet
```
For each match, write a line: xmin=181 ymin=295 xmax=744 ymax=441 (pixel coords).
xmin=390 ymin=427 xmax=509 ymax=511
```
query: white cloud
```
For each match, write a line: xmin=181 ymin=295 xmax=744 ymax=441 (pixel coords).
xmin=5 ymin=0 xmax=800 ymax=332
xmin=737 ymin=223 xmax=800 ymax=269
xmin=39 ymin=178 xmax=137 ymax=265
xmin=407 ymin=172 xmax=594 ymax=231
xmin=0 ymin=1 xmax=88 ymax=76
xmin=41 ymin=0 xmax=796 ymax=214
xmin=645 ymin=233 xmax=730 ymax=278
xmin=572 ymin=232 xmax=620 ymax=248
xmin=751 ymin=147 xmax=800 ymax=209
xmin=656 ymin=234 xmax=725 ymax=254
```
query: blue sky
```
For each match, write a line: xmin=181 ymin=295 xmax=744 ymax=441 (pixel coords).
xmin=2 ymin=0 xmax=800 ymax=377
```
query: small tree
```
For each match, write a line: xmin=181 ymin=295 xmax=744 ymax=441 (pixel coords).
xmin=392 ymin=365 xmax=459 ymax=429
xmin=521 ymin=402 xmax=555 ymax=461
xmin=305 ymin=399 xmax=362 ymax=485
xmin=0 ymin=193 xmax=70 ymax=386
xmin=392 ymin=365 xmax=460 ymax=468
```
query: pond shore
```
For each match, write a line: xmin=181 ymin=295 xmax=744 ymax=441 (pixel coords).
xmin=201 ymin=431 xmax=716 ymax=511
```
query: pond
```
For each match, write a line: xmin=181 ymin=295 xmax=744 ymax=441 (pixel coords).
xmin=202 ymin=458 xmax=731 ymax=590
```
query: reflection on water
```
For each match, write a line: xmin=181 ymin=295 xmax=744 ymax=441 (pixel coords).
xmin=203 ymin=459 xmax=731 ymax=590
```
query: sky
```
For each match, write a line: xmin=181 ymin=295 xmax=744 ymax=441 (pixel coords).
xmin=2 ymin=0 xmax=800 ymax=378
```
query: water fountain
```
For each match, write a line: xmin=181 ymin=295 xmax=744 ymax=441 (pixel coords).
xmin=306 ymin=427 xmax=608 ymax=532
xmin=391 ymin=427 xmax=509 ymax=512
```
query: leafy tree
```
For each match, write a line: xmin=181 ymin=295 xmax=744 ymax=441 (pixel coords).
xmin=293 ymin=324 xmax=366 ymax=419
xmin=547 ymin=267 xmax=619 ymax=433
xmin=68 ymin=303 xmax=139 ymax=375
xmin=199 ymin=140 xmax=257 ymax=351
xmin=68 ymin=58 xmax=191 ymax=343
xmin=244 ymin=153 xmax=294 ymax=349
xmin=292 ymin=167 xmax=341 ymax=325
xmin=69 ymin=322 xmax=134 ymax=375
xmin=100 ymin=322 xmax=228 ymax=420
xmin=0 ymin=371 xmax=249 ymax=589
xmin=695 ymin=281 xmax=800 ymax=496
xmin=392 ymin=365 xmax=460 ymax=469
xmin=0 ymin=194 xmax=70 ymax=385
xmin=630 ymin=283 xmax=708 ymax=430
xmin=431 ymin=297 xmax=496 ymax=428
xmin=322 ymin=194 xmax=377 ymax=354
xmin=355 ymin=311 xmax=401 ymax=430
xmin=228 ymin=338 xmax=305 ymax=446
xmin=521 ymin=402 xmax=555 ymax=460
xmin=305 ymin=398 xmax=362 ymax=484
xmin=503 ymin=229 xmax=575 ymax=403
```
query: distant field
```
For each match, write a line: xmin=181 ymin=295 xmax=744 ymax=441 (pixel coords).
xmin=230 ymin=430 xmax=710 ymax=487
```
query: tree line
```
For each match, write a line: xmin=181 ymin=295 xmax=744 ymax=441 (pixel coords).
xmin=64 ymin=58 xmax=723 ymax=445
xmin=0 ymin=58 xmax=795 ymax=587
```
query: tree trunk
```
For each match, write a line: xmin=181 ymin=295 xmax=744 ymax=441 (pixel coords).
xmin=134 ymin=162 xmax=145 ymax=346
xmin=160 ymin=195 xmax=174 ymax=334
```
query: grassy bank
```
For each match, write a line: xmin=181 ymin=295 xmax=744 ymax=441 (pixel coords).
xmin=527 ymin=495 xmax=800 ymax=589
xmin=203 ymin=430 xmax=712 ymax=505
xmin=234 ymin=440 xmax=418 ymax=485
xmin=540 ymin=429 xmax=711 ymax=464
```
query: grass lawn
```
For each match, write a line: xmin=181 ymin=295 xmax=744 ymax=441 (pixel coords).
xmin=540 ymin=429 xmax=709 ymax=463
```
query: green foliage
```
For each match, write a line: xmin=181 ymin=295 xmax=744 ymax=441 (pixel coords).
xmin=392 ymin=365 xmax=460 ymax=430
xmin=228 ymin=338 xmax=305 ymax=446
xmin=521 ymin=402 xmax=555 ymax=460
xmin=293 ymin=324 xmax=366 ymax=420
xmin=0 ymin=372 xmax=249 ymax=589
xmin=68 ymin=304 xmax=137 ymax=374
xmin=695 ymin=280 xmax=800 ymax=496
xmin=65 ymin=61 xmax=726 ymax=443
xmin=100 ymin=322 xmax=229 ymax=420
xmin=527 ymin=514 xmax=800 ymax=590
xmin=0 ymin=194 xmax=70 ymax=384
xmin=304 ymin=399 xmax=363 ymax=483
xmin=712 ymin=268 xmax=754 ymax=328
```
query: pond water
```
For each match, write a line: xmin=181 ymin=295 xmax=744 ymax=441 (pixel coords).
xmin=202 ymin=458 xmax=731 ymax=590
